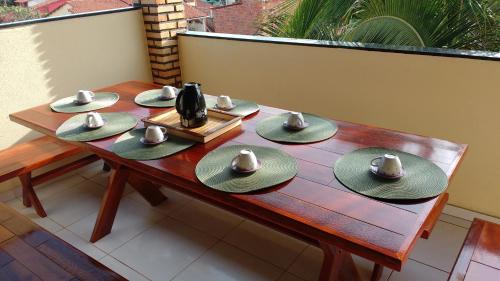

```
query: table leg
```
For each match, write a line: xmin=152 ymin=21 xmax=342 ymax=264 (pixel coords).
xmin=371 ymin=264 xmax=384 ymax=281
xmin=90 ymin=165 xmax=129 ymax=242
xmin=319 ymin=242 xmax=361 ymax=281
xmin=127 ymin=173 xmax=167 ymax=206
xmin=102 ymin=162 xmax=112 ymax=172
xmin=19 ymin=173 xmax=47 ymax=218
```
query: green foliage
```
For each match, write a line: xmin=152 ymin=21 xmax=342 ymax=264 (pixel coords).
xmin=0 ymin=6 xmax=40 ymax=23
xmin=260 ymin=0 xmax=500 ymax=52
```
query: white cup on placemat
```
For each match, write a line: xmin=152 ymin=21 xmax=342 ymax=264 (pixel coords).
xmin=85 ymin=112 xmax=105 ymax=129
xmin=370 ymin=154 xmax=405 ymax=179
xmin=141 ymin=125 xmax=168 ymax=145
xmin=231 ymin=149 xmax=261 ymax=173
xmin=76 ymin=90 xmax=95 ymax=104
xmin=284 ymin=112 xmax=309 ymax=130
xmin=160 ymin=86 xmax=177 ymax=100
xmin=216 ymin=95 xmax=235 ymax=110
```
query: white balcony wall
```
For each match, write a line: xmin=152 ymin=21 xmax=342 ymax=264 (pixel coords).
xmin=178 ymin=34 xmax=500 ymax=218
xmin=0 ymin=9 xmax=152 ymax=192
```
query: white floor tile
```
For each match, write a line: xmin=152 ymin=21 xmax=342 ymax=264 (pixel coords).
xmin=128 ymin=187 xmax=192 ymax=215
xmin=444 ymin=204 xmax=500 ymax=225
xmin=173 ymin=242 xmax=283 ymax=281
xmin=67 ymin=197 xmax=166 ymax=253
xmin=0 ymin=188 xmax=19 ymax=203
xmin=352 ymin=255 xmax=392 ymax=281
xmin=111 ymin=217 xmax=218 ymax=281
xmin=223 ymin=220 xmax=307 ymax=269
xmin=6 ymin=198 xmax=63 ymax=233
xmin=410 ymin=221 xmax=468 ymax=272
xmin=389 ymin=260 xmax=448 ymax=281
xmin=169 ymin=199 xmax=243 ymax=238
xmin=42 ymin=179 xmax=105 ymax=227
xmin=99 ymin=255 xmax=151 ymax=281
xmin=31 ymin=173 xmax=88 ymax=201
xmin=77 ymin=160 xmax=105 ymax=179
xmin=54 ymin=229 xmax=107 ymax=260
xmin=438 ymin=213 xmax=472 ymax=229
xmin=287 ymin=246 xmax=322 ymax=281
xmin=88 ymin=176 xmax=132 ymax=197
xmin=85 ymin=164 xmax=112 ymax=187
xmin=278 ymin=273 xmax=306 ymax=281
xmin=88 ymin=172 xmax=135 ymax=197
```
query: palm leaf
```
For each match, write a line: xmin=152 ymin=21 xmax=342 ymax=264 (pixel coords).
xmin=259 ymin=0 xmax=356 ymax=39
xmin=259 ymin=0 xmax=500 ymax=52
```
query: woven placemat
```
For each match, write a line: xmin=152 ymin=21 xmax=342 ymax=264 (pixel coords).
xmin=112 ymin=128 xmax=196 ymax=160
xmin=204 ymin=96 xmax=260 ymax=117
xmin=256 ymin=113 xmax=337 ymax=143
xmin=56 ymin=112 xmax=138 ymax=142
xmin=135 ymin=89 xmax=177 ymax=108
xmin=334 ymin=147 xmax=448 ymax=200
xmin=196 ymin=145 xmax=298 ymax=193
xmin=50 ymin=92 xmax=119 ymax=113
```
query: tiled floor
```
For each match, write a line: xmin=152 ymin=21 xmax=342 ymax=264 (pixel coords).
xmin=2 ymin=160 xmax=481 ymax=281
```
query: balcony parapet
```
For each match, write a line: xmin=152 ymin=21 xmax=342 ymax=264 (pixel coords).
xmin=179 ymin=31 xmax=500 ymax=62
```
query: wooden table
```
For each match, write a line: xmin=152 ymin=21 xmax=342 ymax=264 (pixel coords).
xmin=10 ymin=81 xmax=467 ymax=281
xmin=0 ymin=203 xmax=124 ymax=280
xmin=449 ymin=219 xmax=500 ymax=281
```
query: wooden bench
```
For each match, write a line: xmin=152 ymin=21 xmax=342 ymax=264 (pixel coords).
xmin=0 ymin=202 xmax=125 ymax=280
xmin=0 ymin=136 xmax=99 ymax=218
xmin=449 ymin=218 xmax=500 ymax=281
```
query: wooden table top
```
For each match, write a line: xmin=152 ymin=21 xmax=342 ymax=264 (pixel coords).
xmin=0 ymin=203 xmax=124 ymax=280
xmin=9 ymin=81 xmax=467 ymax=271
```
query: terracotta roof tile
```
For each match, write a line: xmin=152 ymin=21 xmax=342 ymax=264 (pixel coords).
xmin=210 ymin=0 xmax=284 ymax=35
xmin=184 ymin=3 xmax=209 ymax=19
xmin=67 ymin=0 xmax=131 ymax=14
xmin=34 ymin=0 xmax=68 ymax=15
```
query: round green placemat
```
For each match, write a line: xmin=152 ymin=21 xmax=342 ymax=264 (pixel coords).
xmin=135 ymin=89 xmax=177 ymax=108
xmin=50 ymin=92 xmax=119 ymax=113
xmin=204 ymin=96 xmax=260 ymax=117
xmin=112 ymin=128 xmax=196 ymax=160
xmin=56 ymin=112 xmax=138 ymax=142
xmin=256 ymin=113 xmax=337 ymax=143
xmin=333 ymin=147 xmax=448 ymax=200
xmin=196 ymin=145 xmax=298 ymax=193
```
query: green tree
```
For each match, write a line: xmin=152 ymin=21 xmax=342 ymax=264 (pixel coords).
xmin=0 ymin=6 xmax=40 ymax=23
xmin=260 ymin=0 xmax=500 ymax=52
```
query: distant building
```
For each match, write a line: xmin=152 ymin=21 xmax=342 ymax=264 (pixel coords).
xmin=14 ymin=0 xmax=132 ymax=17
xmin=63 ymin=0 xmax=132 ymax=14
xmin=184 ymin=2 xmax=211 ymax=32
xmin=184 ymin=0 xmax=283 ymax=35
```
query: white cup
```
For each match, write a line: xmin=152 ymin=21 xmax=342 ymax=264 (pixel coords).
xmin=85 ymin=112 xmax=104 ymax=128
xmin=287 ymin=112 xmax=305 ymax=128
xmin=371 ymin=154 xmax=403 ymax=177
xmin=234 ymin=149 xmax=259 ymax=171
xmin=145 ymin=126 xmax=167 ymax=143
xmin=161 ymin=86 xmax=177 ymax=100
xmin=217 ymin=95 xmax=233 ymax=109
xmin=76 ymin=90 xmax=95 ymax=104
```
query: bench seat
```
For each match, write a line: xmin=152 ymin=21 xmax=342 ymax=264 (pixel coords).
xmin=0 ymin=136 xmax=99 ymax=217
xmin=449 ymin=218 xmax=500 ymax=281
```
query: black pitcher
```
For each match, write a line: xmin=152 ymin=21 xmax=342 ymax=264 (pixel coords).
xmin=175 ymin=82 xmax=208 ymax=128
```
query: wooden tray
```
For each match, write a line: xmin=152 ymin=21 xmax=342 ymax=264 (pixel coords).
xmin=143 ymin=109 xmax=242 ymax=143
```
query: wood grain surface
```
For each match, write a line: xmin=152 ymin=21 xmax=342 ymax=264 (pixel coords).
xmin=9 ymin=81 xmax=468 ymax=274
xmin=0 ymin=203 xmax=124 ymax=281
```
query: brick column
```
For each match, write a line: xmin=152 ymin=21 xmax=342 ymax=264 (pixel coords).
xmin=138 ymin=0 xmax=187 ymax=87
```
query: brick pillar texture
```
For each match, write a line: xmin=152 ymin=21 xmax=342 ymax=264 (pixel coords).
xmin=138 ymin=0 xmax=186 ymax=87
